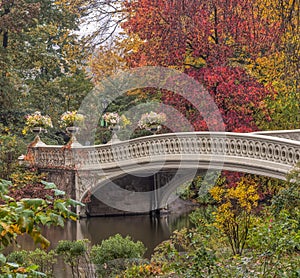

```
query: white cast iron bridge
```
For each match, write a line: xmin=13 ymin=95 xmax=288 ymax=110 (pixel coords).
xmin=29 ymin=130 xmax=300 ymax=216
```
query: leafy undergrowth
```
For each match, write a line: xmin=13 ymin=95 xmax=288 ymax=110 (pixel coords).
xmin=121 ymin=175 xmax=300 ymax=278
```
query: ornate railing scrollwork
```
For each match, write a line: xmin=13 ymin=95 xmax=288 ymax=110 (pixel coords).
xmin=30 ymin=132 xmax=300 ymax=180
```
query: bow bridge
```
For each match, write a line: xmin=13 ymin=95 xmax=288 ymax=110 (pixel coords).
xmin=27 ymin=130 xmax=300 ymax=216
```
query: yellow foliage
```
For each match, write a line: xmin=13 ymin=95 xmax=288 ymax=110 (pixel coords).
xmin=10 ymin=170 xmax=46 ymax=187
xmin=210 ymin=177 xmax=259 ymax=212
xmin=227 ymin=178 xmax=259 ymax=212
xmin=89 ymin=45 xmax=127 ymax=83
xmin=89 ymin=33 xmax=144 ymax=83
xmin=184 ymin=53 xmax=206 ymax=69
xmin=54 ymin=0 xmax=89 ymax=17
xmin=0 ymin=221 xmax=22 ymax=238
xmin=210 ymin=178 xmax=260 ymax=255
xmin=227 ymin=0 xmax=300 ymax=131
xmin=209 ymin=186 xmax=225 ymax=202
xmin=213 ymin=202 xmax=235 ymax=231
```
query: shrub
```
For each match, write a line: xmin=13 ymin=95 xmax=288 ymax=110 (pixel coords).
xmin=10 ymin=167 xmax=47 ymax=188
xmin=56 ymin=239 xmax=95 ymax=278
xmin=150 ymin=228 xmax=218 ymax=277
xmin=28 ymin=249 xmax=57 ymax=277
xmin=122 ymin=261 xmax=163 ymax=278
xmin=7 ymin=249 xmax=57 ymax=277
xmin=210 ymin=177 xmax=260 ymax=255
xmin=6 ymin=250 xmax=27 ymax=265
xmin=91 ymin=234 xmax=146 ymax=277
xmin=0 ymin=179 xmax=81 ymax=250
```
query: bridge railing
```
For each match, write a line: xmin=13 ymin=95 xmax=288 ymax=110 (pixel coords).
xmin=252 ymin=129 xmax=300 ymax=141
xmin=29 ymin=132 xmax=300 ymax=172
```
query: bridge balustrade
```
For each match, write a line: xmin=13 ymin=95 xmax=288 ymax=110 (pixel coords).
xmin=30 ymin=132 xmax=300 ymax=176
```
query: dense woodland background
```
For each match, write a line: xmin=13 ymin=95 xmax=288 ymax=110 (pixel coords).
xmin=0 ymin=0 xmax=299 ymax=132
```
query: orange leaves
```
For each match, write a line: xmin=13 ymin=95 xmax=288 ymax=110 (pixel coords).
xmin=122 ymin=0 xmax=282 ymax=68
xmin=88 ymin=33 xmax=146 ymax=83
xmin=92 ymin=0 xmax=294 ymax=131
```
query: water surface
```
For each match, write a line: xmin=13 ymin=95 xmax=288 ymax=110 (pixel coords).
xmin=12 ymin=213 xmax=191 ymax=277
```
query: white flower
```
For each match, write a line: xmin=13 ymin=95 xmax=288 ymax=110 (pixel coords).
xmin=138 ymin=111 xmax=166 ymax=129
xmin=102 ymin=112 xmax=120 ymax=126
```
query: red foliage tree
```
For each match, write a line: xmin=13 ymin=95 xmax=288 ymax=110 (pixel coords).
xmin=122 ymin=0 xmax=279 ymax=132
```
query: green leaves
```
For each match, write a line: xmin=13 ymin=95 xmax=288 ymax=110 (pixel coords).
xmin=0 ymin=0 xmax=93 ymax=137
xmin=53 ymin=189 xmax=66 ymax=196
xmin=91 ymin=234 xmax=146 ymax=276
xmin=41 ymin=180 xmax=56 ymax=189
xmin=36 ymin=215 xmax=51 ymax=226
xmin=0 ymin=180 xmax=11 ymax=196
xmin=0 ymin=251 xmax=47 ymax=277
xmin=0 ymin=253 xmax=6 ymax=264
xmin=0 ymin=179 xmax=82 ymax=250
xmin=66 ymin=198 xmax=85 ymax=207
xmin=21 ymin=198 xmax=45 ymax=209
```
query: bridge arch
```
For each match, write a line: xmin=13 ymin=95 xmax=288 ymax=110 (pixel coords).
xmin=75 ymin=132 xmax=300 ymax=214
xmin=30 ymin=131 xmax=300 ymax=215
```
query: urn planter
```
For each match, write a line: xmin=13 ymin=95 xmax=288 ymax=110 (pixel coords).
xmin=31 ymin=127 xmax=46 ymax=147
xmin=66 ymin=126 xmax=82 ymax=147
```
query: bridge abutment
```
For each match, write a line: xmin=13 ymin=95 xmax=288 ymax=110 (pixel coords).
xmin=44 ymin=169 xmax=77 ymax=199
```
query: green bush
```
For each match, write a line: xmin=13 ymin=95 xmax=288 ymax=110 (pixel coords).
xmin=150 ymin=228 xmax=218 ymax=278
xmin=208 ymin=254 xmax=300 ymax=278
xmin=6 ymin=249 xmax=57 ymax=277
xmin=250 ymin=212 xmax=299 ymax=253
xmin=28 ymin=249 xmax=57 ymax=277
xmin=91 ymin=234 xmax=146 ymax=277
xmin=56 ymin=239 xmax=95 ymax=278
xmin=271 ymin=182 xmax=300 ymax=219
xmin=6 ymin=250 xmax=27 ymax=265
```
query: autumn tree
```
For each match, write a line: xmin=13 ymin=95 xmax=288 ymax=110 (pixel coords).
xmin=89 ymin=42 xmax=128 ymax=82
xmin=118 ymin=0 xmax=283 ymax=132
xmin=210 ymin=178 xmax=260 ymax=255
xmin=244 ymin=0 xmax=300 ymax=130
xmin=89 ymin=0 xmax=299 ymax=131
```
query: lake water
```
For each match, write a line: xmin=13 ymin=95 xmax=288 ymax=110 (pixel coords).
xmin=11 ymin=212 xmax=192 ymax=277
xmin=47 ymin=213 xmax=191 ymax=257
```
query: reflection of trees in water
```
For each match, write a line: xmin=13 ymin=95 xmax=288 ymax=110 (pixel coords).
xmin=81 ymin=215 xmax=174 ymax=258
xmin=167 ymin=213 xmax=193 ymax=233
xmin=79 ymin=214 xmax=191 ymax=257
xmin=8 ymin=213 xmax=191 ymax=261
